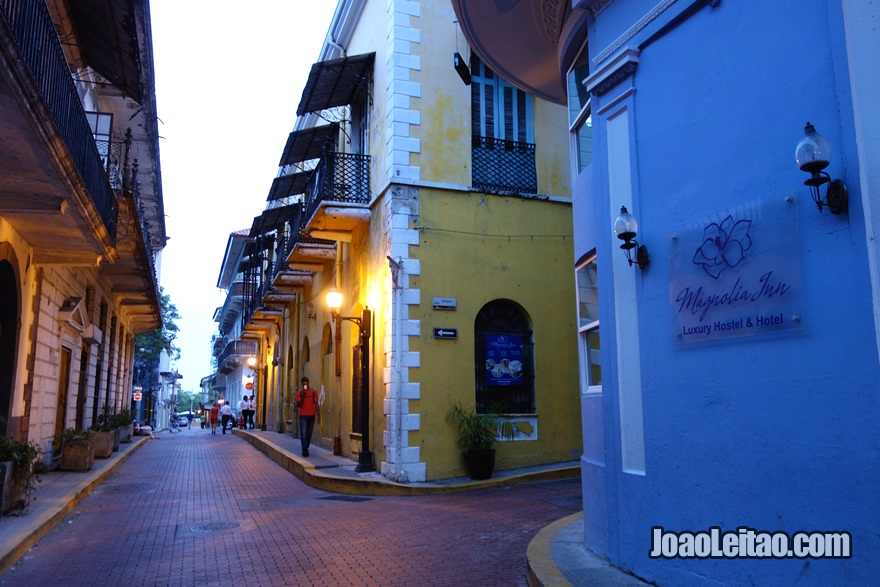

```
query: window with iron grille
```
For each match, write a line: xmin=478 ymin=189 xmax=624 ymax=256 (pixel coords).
xmin=474 ymin=300 xmax=535 ymax=414
xmin=470 ymin=55 xmax=537 ymax=194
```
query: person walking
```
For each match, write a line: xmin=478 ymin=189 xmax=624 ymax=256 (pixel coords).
xmin=247 ymin=395 xmax=257 ymax=429
xmin=295 ymin=377 xmax=319 ymax=457
xmin=238 ymin=396 xmax=249 ymax=430
xmin=219 ymin=401 xmax=234 ymax=434
xmin=209 ymin=403 xmax=219 ymax=434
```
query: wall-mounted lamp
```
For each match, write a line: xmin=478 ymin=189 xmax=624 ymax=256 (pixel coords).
xmin=613 ymin=206 xmax=649 ymax=269
xmin=325 ymin=287 xmax=374 ymax=473
xmin=454 ymin=52 xmax=471 ymax=85
xmin=246 ymin=356 xmax=257 ymax=369
xmin=795 ymin=122 xmax=847 ymax=214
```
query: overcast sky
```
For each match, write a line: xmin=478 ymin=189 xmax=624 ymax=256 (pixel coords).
xmin=150 ymin=1 xmax=338 ymax=392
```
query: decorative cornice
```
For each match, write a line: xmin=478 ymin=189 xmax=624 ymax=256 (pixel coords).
xmin=586 ymin=47 xmax=640 ymax=97
xmin=593 ymin=0 xmax=677 ymax=66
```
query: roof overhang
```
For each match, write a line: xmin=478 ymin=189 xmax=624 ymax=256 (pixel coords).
xmin=278 ymin=124 xmax=339 ymax=167
xmin=66 ymin=0 xmax=145 ymax=103
xmin=451 ymin=0 xmax=569 ymax=105
xmin=249 ymin=204 xmax=299 ymax=238
xmin=296 ymin=52 xmax=375 ymax=116
xmin=268 ymin=171 xmax=311 ymax=201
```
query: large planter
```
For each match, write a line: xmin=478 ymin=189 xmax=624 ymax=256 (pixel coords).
xmin=0 ymin=461 xmax=28 ymax=513
xmin=119 ymin=423 xmax=133 ymax=444
xmin=59 ymin=438 xmax=94 ymax=471
xmin=463 ymin=449 xmax=496 ymax=480
xmin=112 ymin=428 xmax=121 ymax=452
xmin=92 ymin=431 xmax=114 ymax=458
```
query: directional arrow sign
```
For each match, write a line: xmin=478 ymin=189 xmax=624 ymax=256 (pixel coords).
xmin=433 ymin=327 xmax=458 ymax=340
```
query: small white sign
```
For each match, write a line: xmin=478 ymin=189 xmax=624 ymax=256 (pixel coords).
xmin=433 ymin=297 xmax=457 ymax=310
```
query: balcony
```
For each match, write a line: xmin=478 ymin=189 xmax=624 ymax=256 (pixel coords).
xmin=471 ymin=135 xmax=537 ymax=194
xmin=0 ymin=0 xmax=118 ymax=242
xmin=302 ymin=151 xmax=372 ymax=239
xmin=217 ymin=340 xmax=258 ymax=374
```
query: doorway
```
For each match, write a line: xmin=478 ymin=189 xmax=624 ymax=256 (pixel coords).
xmin=0 ymin=260 xmax=19 ymax=437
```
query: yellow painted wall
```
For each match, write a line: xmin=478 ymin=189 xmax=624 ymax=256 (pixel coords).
xmin=286 ymin=0 xmax=579 ymax=481
xmin=407 ymin=188 xmax=581 ymax=480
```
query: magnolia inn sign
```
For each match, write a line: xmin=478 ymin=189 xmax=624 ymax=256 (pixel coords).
xmin=669 ymin=197 xmax=803 ymax=344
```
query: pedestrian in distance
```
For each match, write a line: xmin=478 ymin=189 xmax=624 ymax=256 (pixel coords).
xmin=247 ymin=394 xmax=257 ymax=429
xmin=209 ymin=403 xmax=219 ymax=434
xmin=295 ymin=377 xmax=319 ymax=457
xmin=239 ymin=396 xmax=249 ymax=429
xmin=219 ymin=401 xmax=234 ymax=434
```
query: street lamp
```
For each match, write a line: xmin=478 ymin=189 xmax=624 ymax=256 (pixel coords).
xmin=326 ymin=288 xmax=374 ymax=473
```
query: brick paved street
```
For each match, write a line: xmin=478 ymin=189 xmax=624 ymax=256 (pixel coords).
xmin=0 ymin=428 xmax=581 ymax=587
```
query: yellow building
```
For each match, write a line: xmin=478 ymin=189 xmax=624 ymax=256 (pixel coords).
xmin=220 ymin=0 xmax=580 ymax=482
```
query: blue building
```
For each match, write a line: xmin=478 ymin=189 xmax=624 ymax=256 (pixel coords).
xmin=454 ymin=1 xmax=879 ymax=584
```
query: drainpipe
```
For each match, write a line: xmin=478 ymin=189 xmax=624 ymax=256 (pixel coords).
xmin=388 ymin=255 xmax=406 ymax=482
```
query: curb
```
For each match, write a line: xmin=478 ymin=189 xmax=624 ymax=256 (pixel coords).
xmin=527 ymin=511 xmax=581 ymax=587
xmin=235 ymin=430 xmax=581 ymax=496
xmin=0 ymin=436 xmax=150 ymax=576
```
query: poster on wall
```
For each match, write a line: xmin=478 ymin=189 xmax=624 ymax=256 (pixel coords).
xmin=485 ymin=334 xmax=524 ymax=386
xmin=668 ymin=197 xmax=804 ymax=344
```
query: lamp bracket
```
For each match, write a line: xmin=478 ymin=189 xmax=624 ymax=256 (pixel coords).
xmin=635 ymin=245 xmax=649 ymax=269
xmin=826 ymin=179 xmax=848 ymax=214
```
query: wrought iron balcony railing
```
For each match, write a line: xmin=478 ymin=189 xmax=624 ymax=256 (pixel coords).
xmin=0 ymin=0 xmax=118 ymax=239
xmin=303 ymin=151 xmax=371 ymax=223
xmin=217 ymin=340 xmax=258 ymax=372
xmin=471 ymin=135 xmax=537 ymax=194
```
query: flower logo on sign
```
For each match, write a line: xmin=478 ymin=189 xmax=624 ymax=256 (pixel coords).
xmin=692 ymin=215 xmax=752 ymax=279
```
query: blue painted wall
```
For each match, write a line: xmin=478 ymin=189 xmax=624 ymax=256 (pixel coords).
xmin=579 ymin=1 xmax=879 ymax=585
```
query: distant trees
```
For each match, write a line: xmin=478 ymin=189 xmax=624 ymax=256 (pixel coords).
xmin=135 ymin=287 xmax=181 ymax=361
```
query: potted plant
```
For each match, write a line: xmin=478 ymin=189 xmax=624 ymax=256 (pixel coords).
xmin=0 ymin=435 xmax=42 ymax=513
xmin=116 ymin=408 xmax=134 ymax=443
xmin=55 ymin=428 xmax=95 ymax=471
xmin=91 ymin=405 xmax=116 ymax=458
xmin=446 ymin=401 xmax=517 ymax=480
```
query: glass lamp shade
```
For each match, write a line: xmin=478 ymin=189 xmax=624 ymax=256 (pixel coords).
xmin=326 ymin=288 xmax=343 ymax=311
xmin=247 ymin=356 xmax=257 ymax=368
xmin=795 ymin=122 xmax=831 ymax=173
xmin=613 ymin=206 xmax=638 ymax=242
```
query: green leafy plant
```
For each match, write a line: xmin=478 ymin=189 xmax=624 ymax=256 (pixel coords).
xmin=0 ymin=435 xmax=43 ymax=512
xmin=112 ymin=408 xmax=133 ymax=429
xmin=53 ymin=428 xmax=94 ymax=444
xmin=445 ymin=401 xmax=516 ymax=455
xmin=92 ymin=404 xmax=117 ymax=432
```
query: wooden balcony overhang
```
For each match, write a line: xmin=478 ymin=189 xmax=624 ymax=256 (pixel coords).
xmin=101 ymin=193 xmax=161 ymax=333
xmin=273 ymin=271 xmax=314 ymax=288
xmin=285 ymin=241 xmax=336 ymax=273
xmin=303 ymin=203 xmax=371 ymax=242
xmin=0 ymin=45 xmax=115 ymax=263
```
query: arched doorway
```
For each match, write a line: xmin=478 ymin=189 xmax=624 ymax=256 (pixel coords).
xmin=0 ymin=259 xmax=20 ymax=437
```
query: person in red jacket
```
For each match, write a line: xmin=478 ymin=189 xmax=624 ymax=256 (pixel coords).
xmin=295 ymin=377 xmax=319 ymax=457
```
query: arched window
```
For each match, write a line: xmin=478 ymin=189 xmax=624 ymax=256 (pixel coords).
xmin=474 ymin=299 xmax=535 ymax=414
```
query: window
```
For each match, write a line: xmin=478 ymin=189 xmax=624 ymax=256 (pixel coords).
xmin=471 ymin=55 xmax=533 ymax=143
xmin=474 ymin=300 xmax=535 ymax=414
xmin=567 ymin=44 xmax=593 ymax=175
xmin=576 ymin=257 xmax=601 ymax=393
xmin=470 ymin=55 xmax=537 ymax=193
xmin=85 ymin=111 xmax=122 ymax=187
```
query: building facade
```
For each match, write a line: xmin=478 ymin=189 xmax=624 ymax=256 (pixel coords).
xmin=454 ymin=0 xmax=880 ymax=584
xmin=0 ymin=0 xmax=165 ymax=462
xmin=214 ymin=0 xmax=582 ymax=482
